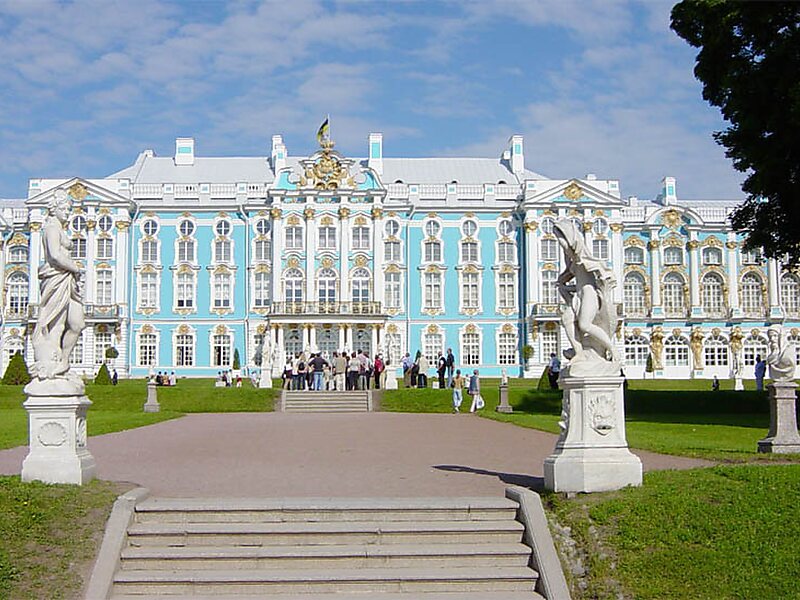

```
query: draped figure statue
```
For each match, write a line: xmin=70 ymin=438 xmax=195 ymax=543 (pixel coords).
xmin=554 ymin=219 xmax=621 ymax=377
xmin=766 ymin=325 xmax=796 ymax=382
xmin=28 ymin=188 xmax=85 ymax=386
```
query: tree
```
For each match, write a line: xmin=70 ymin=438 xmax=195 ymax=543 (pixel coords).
xmin=94 ymin=363 xmax=112 ymax=385
xmin=105 ymin=347 xmax=119 ymax=361
xmin=2 ymin=352 xmax=31 ymax=385
xmin=671 ymin=2 xmax=800 ymax=264
xmin=232 ymin=348 xmax=241 ymax=370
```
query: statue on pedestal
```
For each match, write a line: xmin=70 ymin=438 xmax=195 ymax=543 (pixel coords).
xmin=26 ymin=188 xmax=86 ymax=395
xmin=766 ymin=325 xmax=796 ymax=381
xmin=554 ymin=219 xmax=620 ymax=377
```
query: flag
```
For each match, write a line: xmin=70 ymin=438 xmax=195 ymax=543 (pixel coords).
xmin=316 ymin=117 xmax=330 ymax=144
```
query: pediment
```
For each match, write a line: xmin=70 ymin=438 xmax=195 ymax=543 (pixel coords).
xmin=26 ymin=178 xmax=133 ymax=208
xmin=522 ymin=179 xmax=626 ymax=208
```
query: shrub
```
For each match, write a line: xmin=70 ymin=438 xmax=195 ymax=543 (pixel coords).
xmin=522 ymin=345 xmax=534 ymax=361
xmin=94 ymin=363 xmax=112 ymax=386
xmin=2 ymin=352 xmax=31 ymax=385
xmin=233 ymin=349 xmax=241 ymax=370
xmin=537 ymin=366 xmax=550 ymax=391
xmin=105 ymin=347 xmax=119 ymax=360
xmin=645 ymin=353 xmax=654 ymax=374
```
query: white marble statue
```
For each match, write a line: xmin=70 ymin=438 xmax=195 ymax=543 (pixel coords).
xmin=554 ymin=219 xmax=620 ymax=377
xmin=27 ymin=188 xmax=86 ymax=394
xmin=766 ymin=325 xmax=796 ymax=382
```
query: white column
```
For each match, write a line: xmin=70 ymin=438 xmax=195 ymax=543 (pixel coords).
xmin=304 ymin=208 xmax=316 ymax=303
xmin=115 ymin=221 xmax=130 ymax=307
xmin=610 ymin=223 xmax=624 ymax=304
xmin=525 ymin=221 xmax=539 ymax=307
xmin=29 ymin=224 xmax=42 ymax=304
xmin=371 ymin=325 xmax=378 ymax=356
xmin=768 ymin=258 xmax=782 ymax=318
xmin=726 ymin=236 xmax=740 ymax=316
xmin=648 ymin=232 xmax=662 ymax=316
xmin=85 ymin=221 xmax=96 ymax=304
xmin=308 ymin=324 xmax=317 ymax=352
xmin=688 ymin=234 xmax=702 ymax=317
xmin=373 ymin=209 xmax=384 ymax=308
xmin=339 ymin=207 xmax=351 ymax=303
xmin=271 ymin=209 xmax=283 ymax=303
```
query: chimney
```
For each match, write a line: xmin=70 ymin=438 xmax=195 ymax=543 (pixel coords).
xmin=368 ymin=132 xmax=383 ymax=176
xmin=661 ymin=176 xmax=677 ymax=205
xmin=174 ymin=137 xmax=194 ymax=166
xmin=271 ymin=135 xmax=287 ymax=172
xmin=509 ymin=135 xmax=524 ymax=174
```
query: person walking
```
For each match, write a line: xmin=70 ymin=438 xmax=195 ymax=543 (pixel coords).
xmin=333 ymin=351 xmax=347 ymax=391
xmin=547 ymin=353 xmax=561 ymax=389
xmin=445 ymin=348 xmax=455 ymax=387
xmin=112 ymin=368 xmax=118 ymax=385
xmin=755 ymin=355 xmax=767 ymax=391
xmin=468 ymin=369 xmax=483 ymax=413
xmin=417 ymin=353 xmax=429 ymax=388
xmin=402 ymin=352 xmax=412 ymax=388
xmin=436 ymin=351 xmax=447 ymax=389
xmin=451 ymin=369 xmax=464 ymax=413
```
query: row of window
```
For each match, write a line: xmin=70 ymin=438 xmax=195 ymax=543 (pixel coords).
xmin=623 ymin=245 xmax=763 ymax=267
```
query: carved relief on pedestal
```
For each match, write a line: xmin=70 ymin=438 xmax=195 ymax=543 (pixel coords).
xmin=588 ymin=395 xmax=616 ymax=436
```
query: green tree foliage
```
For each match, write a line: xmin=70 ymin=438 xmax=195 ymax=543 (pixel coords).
xmin=671 ymin=2 xmax=800 ymax=264
xmin=537 ymin=366 xmax=550 ymax=391
xmin=105 ymin=347 xmax=119 ymax=360
xmin=232 ymin=348 xmax=241 ymax=370
xmin=2 ymin=352 xmax=31 ymax=385
xmin=94 ymin=363 xmax=112 ymax=386
xmin=645 ymin=353 xmax=654 ymax=374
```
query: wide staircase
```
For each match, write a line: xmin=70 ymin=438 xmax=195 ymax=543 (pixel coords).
xmin=281 ymin=390 xmax=371 ymax=413
xmin=107 ymin=496 xmax=546 ymax=599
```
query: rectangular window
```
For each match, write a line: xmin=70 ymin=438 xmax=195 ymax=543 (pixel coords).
xmin=542 ymin=330 xmax=559 ymax=359
xmin=424 ymin=241 xmax=442 ymax=263
xmin=462 ymin=332 xmax=480 ymax=366
xmin=286 ymin=226 xmax=303 ymax=250
xmin=424 ymin=333 xmax=443 ymax=365
xmin=541 ymin=239 xmax=558 ymax=261
xmin=461 ymin=272 xmax=479 ymax=310
xmin=214 ymin=240 xmax=232 ymax=263
xmin=498 ymin=273 xmax=516 ymax=310
xmin=176 ymin=334 xmax=194 ymax=367
xmin=71 ymin=238 xmax=87 ymax=260
xmin=138 ymin=333 xmax=156 ymax=366
xmin=213 ymin=274 xmax=232 ymax=309
xmin=352 ymin=226 xmax=370 ymax=250
xmin=212 ymin=334 xmax=231 ymax=367
xmin=385 ymin=241 xmax=401 ymax=262
xmin=592 ymin=239 xmax=609 ymax=260
xmin=498 ymin=242 xmax=515 ymax=263
xmin=141 ymin=240 xmax=158 ymax=263
xmin=96 ymin=271 xmax=113 ymax=305
xmin=424 ymin=272 xmax=442 ymax=310
xmin=704 ymin=344 xmax=728 ymax=367
xmin=254 ymin=239 xmax=271 ymax=261
xmin=385 ymin=272 xmax=401 ymax=310
xmin=318 ymin=226 xmax=337 ymax=250
xmin=69 ymin=334 xmax=84 ymax=365
xmin=178 ymin=239 xmax=194 ymax=263
xmin=96 ymin=238 xmax=114 ymax=259
xmin=94 ymin=332 xmax=112 ymax=365
xmin=498 ymin=332 xmax=517 ymax=365
xmin=625 ymin=343 xmax=649 ymax=366
xmin=461 ymin=242 xmax=478 ymax=263
xmin=139 ymin=273 xmax=158 ymax=309
xmin=254 ymin=273 xmax=270 ymax=307
xmin=176 ymin=273 xmax=195 ymax=309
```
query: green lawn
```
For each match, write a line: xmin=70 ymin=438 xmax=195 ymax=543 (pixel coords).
xmin=547 ymin=465 xmax=800 ymax=600
xmin=0 ymin=379 xmax=277 ymax=450
xmin=382 ymin=378 xmax=798 ymax=461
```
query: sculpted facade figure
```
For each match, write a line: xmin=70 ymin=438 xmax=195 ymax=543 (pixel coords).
xmin=553 ymin=219 xmax=620 ymax=376
xmin=650 ymin=326 xmax=664 ymax=370
xmin=766 ymin=325 xmax=796 ymax=382
xmin=730 ymin=326 xmax=745 ymax=377
xmin=28 ymin=189 xmax=86 ymax=389
xmin=690 ymin=327 xmax=704 ymax=369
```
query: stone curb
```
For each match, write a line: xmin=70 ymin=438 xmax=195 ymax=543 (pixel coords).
xmin=85 ymin=486 xmax=150 ymax=600
xmin=505 ymin=486 xmax=571 ymax=600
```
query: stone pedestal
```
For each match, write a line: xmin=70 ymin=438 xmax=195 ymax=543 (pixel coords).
xmin=21 ymin=391 xmax=96 ymax=485
xmin=384 ymin=369 xmax=398 ymax=390
xmin=734 ymin=377 xmax=744 ymax=391
xmin=758 ymin=381 xmax=800 ymax=453
xmin=143 ymin=382 xmax=160 ymax=413
xmin=544 ymin=376 xmax=642 ymax=493
xmin=496 ymin=383 xmax=513 ymax=413
xmin=258 ymin=366 xmax=273 ymax=389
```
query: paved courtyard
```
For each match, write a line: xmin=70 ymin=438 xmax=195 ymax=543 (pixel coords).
xmin=0 ymin=412 xmax=709 ymax=497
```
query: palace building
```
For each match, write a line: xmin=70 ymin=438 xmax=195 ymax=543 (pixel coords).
xmin=1 ymin=133 xmax=798 ymax=380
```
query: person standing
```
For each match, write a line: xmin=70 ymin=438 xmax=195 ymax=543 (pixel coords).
xmin=468 ymin=369 xmax=483 ymax=413
xmin=547 ymin=353 xmax=561 ymax=389
xmin=333 ymin=351 xmax=347 ymax=391
xmin=310 ymin=352 xmax=327 ymax=391
xmin=445 ymin=348 xmax=455 ymax=387
xmin=348 ymin=352 xmax=361 ymax=391
xmin=402 ymin=352 xmax=412 ymax=388
xmin=373 ymin=354 xmax=384 ymax=390
xmin=436 ymin=351 xmax=447 ymax=389
xmin=451 ymin=369 xmax=464 ymax=413
xmin=112 ymin=368 xmax=118 ymax=385
xmin=754 ymin=355 xmax=767 ymax=391
xmin=417 ymin=353 xmax=429 ymax=388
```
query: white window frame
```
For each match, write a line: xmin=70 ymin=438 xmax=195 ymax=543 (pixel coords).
xmin=352 ymin=225 xmax=370 ymax=250
xmin=211 ymin=332 xmax=233 ymax=368
xmin=138 ymin=271 xmax=159 ymax=310
xmin=497 ymin=330 xmax=518 ymax=366
xmin=623 ymin=273 xmax=646 ymax=317
xmin=96 ymin=269 xmax=113 ymax=305
xmin=384 ymin=270 xmax=402 ymax=311
xmin=423 ymin=331 xmax=444 ymax=365
xmin=285 ymin=225 xmax=304 ymax=251
xmin=212 ymin=271 xmax=234 ymax=310
xmin=701 ymin=273 xmax=725 ymax=317
xmin=423 ymin=271 xmax=443 ymax=311
xmin=94 ymin=331 xmax=113 ymax=365
xmin=96 ymin=237 xmax=114 ymax=260
xmin=459 ymin=270 xmax=481 ymax=312
xmin=9 ymin=245 xmax=28 ymax=263
xmin=137 ymin=331 xmax=158 ymax=367
xmin=664 ymin=335 xmax=689 ymax=367
xmin=702 ymin=247 xmax=722 ymax=266
xmin=253 ymin=271 xmax=271 ymax=308
xmin=284 ymin=268 xmax=304 ymax=304
xmin=460 ymin=329 xmax=481 ymax=367
xmin=624 ymin=335 xmax=649 ymax=366
xmin=7 ymin=272 xmax=29 ymax=315
xmin=624 ymin=246 xmax=644 ymax=265
xmin=174 ymin=271 xmax=196 ymax=310
xmin=318 ymin=225 xmax=337 ymax=251
xmin=497 ymin=271 xmax=516 ymax=311
xmin=175 ymin=331 xmax=195 ymax=367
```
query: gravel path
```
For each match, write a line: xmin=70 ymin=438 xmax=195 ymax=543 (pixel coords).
xmin=0 ymin=412 xmax=710 ymax=497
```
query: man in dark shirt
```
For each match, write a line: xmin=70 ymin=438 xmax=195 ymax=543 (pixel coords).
xmin=445 ymin=348 xmax=455 ymax=387
xmin=310 ymin=353 xmax=328 ymax=391
xmin=437 ymin=351 xmax=447 ymax=389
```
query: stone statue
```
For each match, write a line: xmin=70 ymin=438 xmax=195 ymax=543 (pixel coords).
xmin=553 ymin=219 xmax=620 ymax=376
xmin=730 ymin=326 xmax=744 ymax=378
xmin=766 ymin=325 xmax=796 ymax=381
xmin=27 ymin=188 xmax=85 ymax=394
xmin=500 ymin=368 xmax=508 ymax=386
xmin=650 ymin=326 xmax=664 ymax=370
xmin=690 ymin=327 xmax=704 ymax=369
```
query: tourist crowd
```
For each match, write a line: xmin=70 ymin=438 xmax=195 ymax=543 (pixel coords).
xmin=282 ymin=350 xmax=387 ymax=391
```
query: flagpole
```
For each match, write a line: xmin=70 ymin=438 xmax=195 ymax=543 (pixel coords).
xmin=327 ymin=113 xmax=331 ymax=142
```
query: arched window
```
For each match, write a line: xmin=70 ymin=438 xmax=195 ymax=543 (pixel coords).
xmin=9 ymin=246 xmax=28 ymax=263
xmin=284 ymin=268 xmax=304 ymax=305
xmin=624 ymin=334 xmax=649 ymax=366
xmin=788 ymin=333 xmax=800 ymax=366
xmin=663 ymin=273 xmax=685 ymax=316
xmin=542 ymin=270 xmax=558 ymax=305
xmin=96 ymin=269 xmax=113 ymax=305
xmin=253 ymin=272 xmax=270 ymax=307
xmin=623 ymin=273 xmax=646 ymax=316
xmin=704 ymin=335 xmax=729 ymax=367
xmin=284 ymin=327 xmax=303 ymax=356
xmin=7 ymin=273 xmax=28 ymax=315
xmin=212 ymin=333 xmax=232 ymax=367
xmin=743 ymin=335 xmax=768 ymax=366
xmin=176 ymin=272 xmax=195 ymax=309
xmin=318 ymin=268 xmax=337 ymax=305
xmin=351 ymin=268 xmax=371 ymax=304
xmin=664 ymin=246 xmax=683 ymax=265
xmin=424 ymin=240 xmax=442 ymax=262
xmin=741 ymin=273 xmax=764 ymax=315
xmin=702 ymin=247 xmax=722 ymax=265
xmin=780 ymin=274 xmax=800 ymax=316
xmin=701 ymin=273 xmax=725 ymax=317
xmin=624 ymin=247 xmax=644 ymax=265
xmin=664 ymin=335 xmax=689 ymax=367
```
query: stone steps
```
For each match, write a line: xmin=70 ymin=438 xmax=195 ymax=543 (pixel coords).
xmin=108 ymin=496 xmax=542 ymax=598
xmin=282 ymin=391 xmax=371 ymax=413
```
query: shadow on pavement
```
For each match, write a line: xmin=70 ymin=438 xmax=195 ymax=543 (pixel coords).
xmin=434 ymin=464 xmax=545 ymax=493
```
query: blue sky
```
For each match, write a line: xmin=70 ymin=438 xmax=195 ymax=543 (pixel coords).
xmin=0 ymin=0 xmax=744 ymax=201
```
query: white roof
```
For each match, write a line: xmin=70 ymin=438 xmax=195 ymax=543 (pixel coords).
xmin=109 ymin=156 xmax=275 ymax=184
xmin=380 ymin=157 xmax=544 ymax=185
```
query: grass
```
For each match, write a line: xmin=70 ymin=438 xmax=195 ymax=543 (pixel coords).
xmin=382 ymin=378 xmax=799 ymax=461
xmin=0 ymin=476 xmax=127 ymax=600
xmin=546 ymin=465 xmax=800 ymax=600
xmin=0 ymin=378 xmax=277 ymax=450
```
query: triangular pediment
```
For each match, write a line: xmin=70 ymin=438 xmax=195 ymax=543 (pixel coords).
xmin=26 ymin=177 xmax=134 ymax=208
xmin=522 ymin=178 xmax=625 ymax=207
